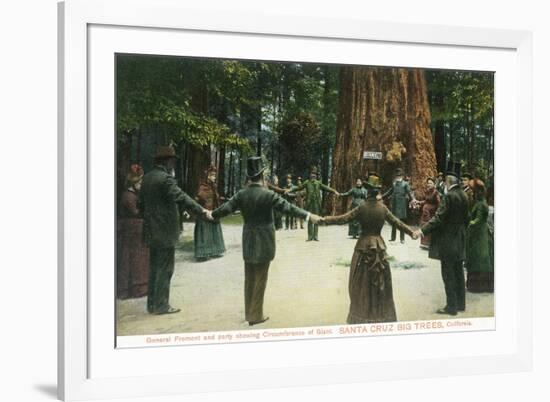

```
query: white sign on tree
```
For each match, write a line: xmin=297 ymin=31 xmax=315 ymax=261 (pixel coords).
xmin=363 ymin=151 xmax=383 ymax=160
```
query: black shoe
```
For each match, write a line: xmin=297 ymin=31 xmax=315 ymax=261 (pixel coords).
xmin=153 ymin=306 xmax=181 ymax=315
xmin=400 ymin=240 xmax=405 ymax=244
xmin=249 ymin=317 xmax=269 ymax=326
xmin=389 ymin=239 xmax=396 ymax=242
xmin=314 ymin=238 xmax=319 ymax=241
xmin=306 ymin=239 xmax=313 ymax=242
xmin=436 ymin=307 xmax=457 ymax=316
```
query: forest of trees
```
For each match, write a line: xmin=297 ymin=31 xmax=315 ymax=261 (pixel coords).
xmin=116 ymin=55 xmax=494 ymax=214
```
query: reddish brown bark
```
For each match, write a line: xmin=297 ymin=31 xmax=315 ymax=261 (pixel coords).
xmin=184 ymin=70 xmax=211 ymax=195
xmin=328 ymin=67 xmax=437 ymax=215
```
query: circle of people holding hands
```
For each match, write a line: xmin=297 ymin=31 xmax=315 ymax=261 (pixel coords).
xmin=118 ymin=145 xmax=493 ymax=328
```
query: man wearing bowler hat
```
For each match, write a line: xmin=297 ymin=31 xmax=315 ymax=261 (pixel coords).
xmin=140 ymin=145 xmax=212 ymax=315
xmin=212 ymin=157 xmax=321 ymax=325
xmin=414 ymin=161 xmax=470 ymax=316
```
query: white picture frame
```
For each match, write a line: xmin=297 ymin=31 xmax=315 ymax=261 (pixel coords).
xmin=58 ymin=0 xmax=533 ymax=400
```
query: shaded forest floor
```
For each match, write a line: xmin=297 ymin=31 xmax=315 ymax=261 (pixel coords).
xmin=116 ymin=218 xmax=494 ymax=336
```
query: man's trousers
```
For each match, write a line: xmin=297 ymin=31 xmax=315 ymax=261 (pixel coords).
xmin=147 ymin=246 xmax=175 ymax=314
xmin=440 ymin=258 xmax=466 ymax=314
xmin=244 ymin=262 xmax=270 ymax=323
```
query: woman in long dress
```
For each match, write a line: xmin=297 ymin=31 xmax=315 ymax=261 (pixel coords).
xmin=322 ymin=174 xmax=417 ymax=323
xmin=117 ymin=166 xmax=150 ymax=299
xmin=418 ymin=177 xmax=441 ymax=249
xmin=194 ymin=165 xmax=226 ymax=261
xmin=466 ymin=179 xmax=493 ymax=292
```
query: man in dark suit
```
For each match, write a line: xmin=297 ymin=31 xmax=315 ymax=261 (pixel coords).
xmin=383 ymin=168 xmax=416 ymax=243
xmin=140 ymin=145 xmax=211 ymax=315
xmin=415 ymin=162 xmax=470 ymax=316
xmin=212 ymin=157 xmax=320 ymax=326
xmin=291 ymin=166 xmax=340 ymax=241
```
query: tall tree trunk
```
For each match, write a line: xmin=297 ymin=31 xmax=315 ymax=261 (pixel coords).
xmin=321 ymin=66 xmax=332 ymax=185
xmin=256 ymin=104 xmax=262 ymax=156
xmin=217 ymin=145 xmax=226 ymax=197
xmin=238 ymin=149 xmax=243 ymax=191
xmin=489 ymin=104 xmax=494 ymax=179
xmin=449 ymin=120 xmax=455 ymax=161
xmin=468 ymin=102 xmax=475 ymax=173
xmin=117 ymin=132 xmax=133 ymax=209
xmin=433 ymin=95 xmax=446 ymax=173
xmin=184 ymin=67 xmax=210 ymax=195
xmin=227 ymin=149 xmax=235 ymax=196
xmin=328 ymin=67 xmax=437 ymax=215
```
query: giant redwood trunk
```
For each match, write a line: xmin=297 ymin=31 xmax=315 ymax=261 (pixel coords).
xmin=328 ymin=67 xmax=437 ymax=215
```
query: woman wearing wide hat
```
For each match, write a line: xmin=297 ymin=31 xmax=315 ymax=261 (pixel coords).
xmin=194 ymin=164 xmax=226 ymax=261
xmin=117 ymin=164 xmax=150 ymax=299
xmin=321 ymin=174 xmax=418 ymax=323
xmin=465 ymin=178 xmax=494 ymax=292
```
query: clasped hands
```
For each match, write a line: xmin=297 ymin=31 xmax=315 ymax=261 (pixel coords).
xmin=202 ymin=209 xmax=214 ymax=221
xmin=411 ymin=229 xmax=423 ymax=240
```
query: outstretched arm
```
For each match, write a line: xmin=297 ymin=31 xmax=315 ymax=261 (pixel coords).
xmin=420 ymin=194 xmax=449 ymax=236
xmin=165 ymin=175 xmax=207 ymax=217
xmin=340 ymin=188 xmax=353 ymax=197
xmin=267 ymin=182 xmax=286 ymax=194
xmin=322 ymin=207 xmax=360 ymax=225
xmin=320 ymin=182 xmax=340 ymax=196
xmin=212 ymin=192 xmax=240 ymax=220
xmin=381 ymin=185 xmax=393 ymax=200
xmin=385 ymin=207 xmax=415 ymax=238
xmin=272 ymin=193 xmax=310 ymax=220
xmin=406 ymin=182 xmax=417 ymax=202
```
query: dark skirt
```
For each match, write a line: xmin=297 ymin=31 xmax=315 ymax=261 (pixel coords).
xmin=466 ymin=272 xmax=494 ymax=293
xmin=347 ymin=247 xmax=397 ymax=324
xmin=466 ymin=224 xmax=493 ymax=293
xmin=117 ymin=218 xmax=150 ymax=299
xmin=194 ymin=220 xmax=226 ymax=259
xmin=348 ymin=220 xmax=361 ymax=237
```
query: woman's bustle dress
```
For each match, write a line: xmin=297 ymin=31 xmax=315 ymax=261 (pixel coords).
xmin=324 ymin=198 xmax=414 ymax=323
